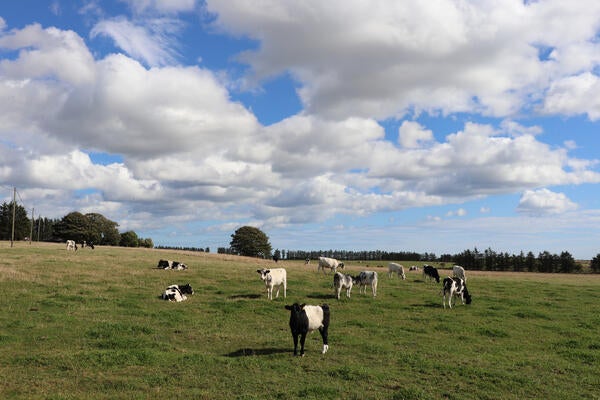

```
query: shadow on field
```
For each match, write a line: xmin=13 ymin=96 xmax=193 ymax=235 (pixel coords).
xmin=228 ymin=293 xmax=262 ymax=299
xmin=306 ymin=293 xmax=336 ymax=300
xmin=226 ymin=348 xmax=290 ymax=357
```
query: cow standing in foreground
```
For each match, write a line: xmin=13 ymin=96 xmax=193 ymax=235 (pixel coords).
xmin=284 ymin=303 xmax=330 ymax=356
xmin=423 ymin=265 xmax=440 ymax=283
xmin=442 ymin=277 xmax=472 ymax=309
xmin=317 ymin=257 xmax=344 ymax=274
xmin=333 ymin=272 xmax=354 ymax=300
xmin=388 ymin=263 xmax=406 ymax=279
xmin=256 ymin=268 xmax=287 ymax=300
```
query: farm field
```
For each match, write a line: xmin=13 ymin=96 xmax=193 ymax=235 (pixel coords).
xmin=0 ymin=242 xmax=599 ymax=399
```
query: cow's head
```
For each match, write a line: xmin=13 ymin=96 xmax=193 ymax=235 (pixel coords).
xmin=464 ymin=288 xmax=472 ymax=304
xmin=179 ymin=283 xmax=194 ymax=295
xmin=256 ymin=269 xmax=270 ymax=281
xmin=285 ymin=303 xmax=305 ymax=314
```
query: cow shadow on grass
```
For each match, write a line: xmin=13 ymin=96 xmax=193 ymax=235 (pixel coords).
xmin=305 ymin=292 xmax=336 ymax=300
xmin=228 ymin=293 xmax=262 ymax=300
xmin=226 ymin=348 xmax=290 ymax=357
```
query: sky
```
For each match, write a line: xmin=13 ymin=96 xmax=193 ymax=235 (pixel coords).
xmin=1 ymin=0 xmax=600 ymax=259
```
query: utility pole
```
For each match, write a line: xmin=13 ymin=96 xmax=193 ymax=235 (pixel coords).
xmin=30 ymin=207 xmax=34 ymax=245
xmin=10 ymin=187 xmax=16 ymax=248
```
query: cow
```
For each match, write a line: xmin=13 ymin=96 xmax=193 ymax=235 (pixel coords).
xmin=388 ymin=262 xmax=406 ymax=279
xmin=409 ymin=266 xmax=419 ymax=271
xmin=161 ymin=283 xmax=193 ymax=302
xmin=66 ymin=240 xmax=77 ymax=251
xmin=317 ymin=257 xmax=344 ymax=274
xmin=423 ymin=265 xmax=440 ymax=283
xmin=284 ymin=303 xmax=330 ymax=356
xmin=355 ymin=271 xmax=378 ymax=297
xmin=452 ymin=265 xmax=467 ymax=282
xmin=256 ymin=268 xmax=287 ymax=300
xmin=333 ymin=272 xmax=354 ymax=300
xmin=305 ymin=258 xmax=311 ymax=265
xmin=157 ymin=260 xmax=187 ymax=270
xmin=442 ymin=277 xmax=472 ymax=309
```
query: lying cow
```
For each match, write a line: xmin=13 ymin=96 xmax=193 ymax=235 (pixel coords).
xmin=423 ymin=265 xmax=440 ymax=283
xmin=409 ymin=265 xmax=419 ymax=271
xmin=161 ymin=283 xmax=194 ymax=302
xmin=318 ymin=257 xmax=344 ymax=274
xmin=355 ymin=271 xmax=378 ymax=297
xmin=333 ymin=272 xmax=354 ymax=300
xmin=452 ymin=265 xmax=467 ymax=282
xmin=284 ymin=303 xmax=330 ymax=356
xmin=442 ymin=277 xmax=472 ymax=309
xmin=157 ymin=259 xmax=188 ymax=270
xmin=256 ymin=268 xmax=287 ymax=300
xmin=388 ymin=262 xmax=406 ymax=279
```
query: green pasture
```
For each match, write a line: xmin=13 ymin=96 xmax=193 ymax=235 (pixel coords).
xmin=0 ymin=242 xmax=599 ymax=399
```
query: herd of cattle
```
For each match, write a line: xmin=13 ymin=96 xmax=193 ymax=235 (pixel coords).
xmin=151 ymin=252 xmax=472 ymax=357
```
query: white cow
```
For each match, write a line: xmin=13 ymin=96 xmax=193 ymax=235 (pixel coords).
xmin=333 ymin=272 xmax=354 ymax=300
xmin=318 ymin=257 xmax=344 ymax=274
xmin=66 ymin=240 xmax=77 ymax=251
xmin=388 ymin=263 xmax=406 ymax=279
xmin=256 ymin=268 xmax=287 ymax=300
xmin=452 ymin=265 xmax=467 ymax=282
xmin=356 ymin=271 xmax=378 ymax=297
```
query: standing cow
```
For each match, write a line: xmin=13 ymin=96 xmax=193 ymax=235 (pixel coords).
xmin=355 ymin=271 xmax=378 ymax=297
xmin=388 ymin=263 xmax=406 ymax=279
xmin=317 ymin=257 xmax=344 ymax=274
xmin=284 ymin=303 xmax=330 ymax=356
xmin=333 ymin=272 xmax=354 ymax=300
xmin=423 ymin=265 xmax=440 ymax=283
xmin=256 ymin=268 xmax=287 ymax=300
xmin=442 ymin=277 xmax=472 ymax=309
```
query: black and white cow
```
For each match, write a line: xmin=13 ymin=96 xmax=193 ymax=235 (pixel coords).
xmin=423 ymin=265 xmax=440 ymax=283
xmin=66 ymin=240 xmax=77 ymax=251
xmin=333 ymin=272 xmax=354 ymax=300
xmin=442 ymin=277 xmax=472 ymax=309
xmin=284 ymin=303 xmax=330 ymax=356
xmin=161 ymin=283 xmax=194 ymax=302
xmin=157 ymin=259 xmax=188 ymax=270
xmin=355 ymin=271 xmax=378 ymax=297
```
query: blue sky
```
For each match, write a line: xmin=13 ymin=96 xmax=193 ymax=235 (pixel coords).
xmin=1 ymin=0 xmax=600 ymax=258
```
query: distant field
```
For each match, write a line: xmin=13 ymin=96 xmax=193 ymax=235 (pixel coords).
xmin=1 ymin=241 xmax=599 ymax=399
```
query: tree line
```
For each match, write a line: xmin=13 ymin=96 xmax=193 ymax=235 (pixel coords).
xmin=0 ymin=201 xmax=153 ymax=248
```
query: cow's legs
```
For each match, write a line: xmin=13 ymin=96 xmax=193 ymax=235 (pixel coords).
xmin=292 ymin=333 xmax=299 ymax=356
xmin=319 ymin=327 xmax=329 ymax=354
xmin=299 ymin=333 xmax=307 ymax=356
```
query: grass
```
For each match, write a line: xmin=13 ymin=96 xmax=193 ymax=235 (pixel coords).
xmin=1 ymin=242 xmax=599 ymax=399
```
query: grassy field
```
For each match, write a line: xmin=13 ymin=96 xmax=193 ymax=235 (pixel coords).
xmin=1 ymin=242 xmax=599 ymax=399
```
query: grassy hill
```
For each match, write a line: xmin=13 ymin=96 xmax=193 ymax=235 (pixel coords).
xmin=1 ymin=242 xmax=598 ymax=399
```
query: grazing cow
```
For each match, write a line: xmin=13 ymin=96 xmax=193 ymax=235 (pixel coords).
xmin=355 ymin=271 xmax=378 ymax=297
xmin=66 ymin=240 xmax=77 ymax=251
xmin=388 ymin=263 xmax=406 ymax=279
xmin=452 ymin=265 xmax=467 ymax=282
xmin=161 ymin=283 xmax=193 ymax=302
xmin=256 ymin=268 xmax=287 ymax=300
xmin=442 ymin=277 xmax=472 ymax=309
xmin=317 ymin=257 xmax=344 ymax=274
xmin=333 ymin=272 xmax=354 ymax=300
xmin=284 ymin=303 xmax=330 ymax=356
xmin=423 ymin=265 xmax=440 ymax=283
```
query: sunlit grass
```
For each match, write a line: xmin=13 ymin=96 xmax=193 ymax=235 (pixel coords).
xmin=1 ymin=242 xmax=599 ymax=399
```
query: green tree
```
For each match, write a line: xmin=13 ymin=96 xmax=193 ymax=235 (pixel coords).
xmin=230 ymin=226 xmax=272 ymax=258
xmin=590 ymin=254 xmax=600 ymax=273
xmin=54 ymin=212 xmax=88 ymax=243
xmin=119 ymin=231 xmax=139 ymax=247
xmin=85 ymin=213 xmax=120 ymax=245
xmin=0 ymin=201 xmax=30 ymax=240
